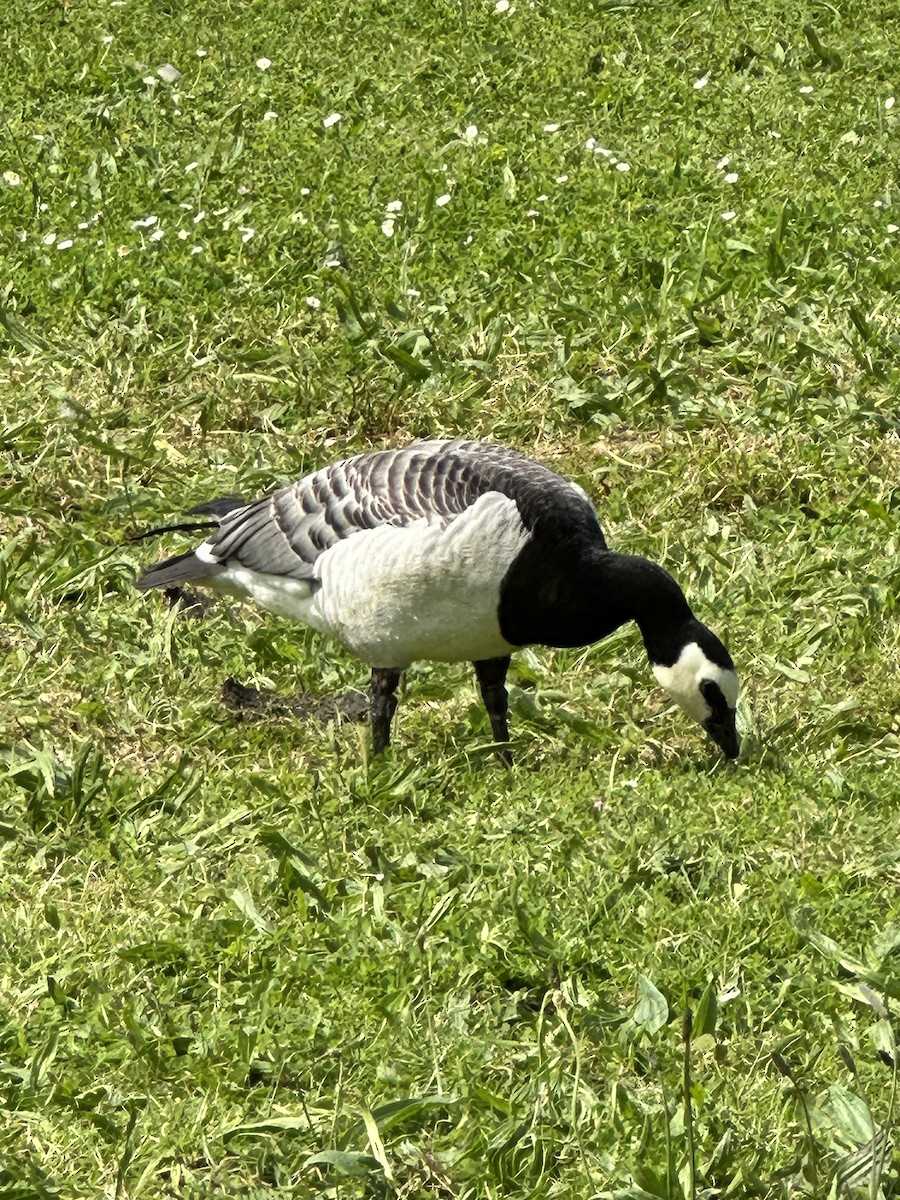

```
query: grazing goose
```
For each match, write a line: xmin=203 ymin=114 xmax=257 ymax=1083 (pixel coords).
xmin=135 ymin=439 xmax=740 ymax=761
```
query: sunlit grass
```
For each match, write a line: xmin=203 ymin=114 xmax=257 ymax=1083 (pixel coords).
xmin=1 ymin=0 xmax=899 ymax=1195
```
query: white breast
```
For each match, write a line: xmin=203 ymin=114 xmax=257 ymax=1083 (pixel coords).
xmin=205 ymin=491 xmax=531 ymax=667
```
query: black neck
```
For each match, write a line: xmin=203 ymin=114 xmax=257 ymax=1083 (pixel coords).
xmin=499 ymin=540 xmax=694 ymax=658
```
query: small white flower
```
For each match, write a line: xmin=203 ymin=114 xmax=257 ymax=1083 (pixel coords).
xmin=102 ymin=34 xmax=114 ymax=44
xmin=185 ymin=161 xmax=199 ymax=172
xmin=585 ymin=137 xmax=596 ymax=150
xmin=381 ymin=218 xmax=395 ymax=237
xmin=263 ymin=110 xmax=277 ymax=121
xmin=464 ymin=124 xmax=479 ymax=139
xmin=157 ymin=64 xmax=181 ymax=83
xmin=149 ymin=228 xmax=164 ymax=241
xmin=887 ymin=223 xmax=899 ymax=233
xmin=406 ymin=287 xmax=421 ymax=297
xmin=237 ymin=184 xmax=250 ymax=194
xmin=616 ymin=161 xmax=631 ymax=172
xmin=721 ymin=210 xmax=736 ymax=221
xmin=131 ymin=215 xmax=158 ymax=228
xmin=305 ymin=295 xmax=321 ymax=308
xmin=435 ymin=193 xmax=451 ymax=206
xmin=799 ymin=85 xmax=814 ymax=94
xmin=716 ymin=155 xmax=730 ymax=170
xmin=194 ymin=210 xmax=206 ymax=222
xmin=3 ymin=171 xmax=21 ymax=186
xmin=190 ymin=245 xmax=202 ymax=254
xmin=694 ymin=75 xmax=709 ymax=89
xmin=495 ymin=0 xmax=510 ymax=9
xmin=256 ymin=57 xmax=272 ymax=71
xmin=323 ymin=111 xmax=342 ymax=128
xmin=39 ymin=201 xmax=48 ymax=211
xmin=56 ymin=239 xmax=73 ymax=250
xmin=543 ymin=122 xmax=559 ymax=133
xmin=142 ymin=75 xmax=158 ymax=87
xmin=43 ymin=232 xmax=57 ymax=245
xmin=885 ymin=96 xmax=895 ymax=110
xmin=117 ymin=245 xmax=130 ymax=257
xmin=78 ymin=221 xmax=88 ymax=229
xmin=177 ymin=229 xmax=189 ymax=240
xmin=593 ymin=145 xmax=613 ymax=158
xmin=724 ymin=171 xmax=739 ymax=183
xmin=240 ymin=226 xmax=255 ymax=242
xmin=17 ymin=229 xmax=27 ymax=241
xmin=300 ymin=187 xmax=311 ymax=195
xmin=525 ymin=209 xmax=539 ymax=217
xmin=385 ymin=199 xmax=403 ymax=213
xmin=555 ymin=174 xmax=568 ymax=183
xmin=874 ymin=199 xmax=884 ymax=208
xmin=536 ymin=193 xmax=548 ymax=201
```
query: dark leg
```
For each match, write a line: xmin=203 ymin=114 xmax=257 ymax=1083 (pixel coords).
xmin=370 ymin=668 xmax=402 ymax=755
xmin=473 ymin=656 xmax=513 ymax=765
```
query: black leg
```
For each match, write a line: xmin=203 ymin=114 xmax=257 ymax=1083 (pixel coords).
xmin=473 ymin=656 xmax=513 ymax=765
xmin=370 ymin=667 xmax=402 ymax=755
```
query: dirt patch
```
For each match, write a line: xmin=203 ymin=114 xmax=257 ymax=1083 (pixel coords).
xmin=220 ymin=677 xmax=369 ymax=724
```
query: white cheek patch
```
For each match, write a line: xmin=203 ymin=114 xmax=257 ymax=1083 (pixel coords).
xmin=652 ymin=642 xmax=739 ymax=724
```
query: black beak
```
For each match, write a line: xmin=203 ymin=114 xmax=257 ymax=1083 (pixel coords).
xmin=704 ymin=711 xmax=740 ymax=759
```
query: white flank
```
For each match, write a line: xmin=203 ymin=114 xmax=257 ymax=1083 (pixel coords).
xmin=652 ymin=642 xmax=739 ymax=723
xmin=311 ymin=491 xmax=530 ymax=666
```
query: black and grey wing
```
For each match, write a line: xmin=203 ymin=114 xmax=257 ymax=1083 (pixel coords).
xmin=135 ymin=438 xmax=603 ymax=592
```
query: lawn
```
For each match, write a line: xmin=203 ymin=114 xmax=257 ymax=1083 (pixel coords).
xmin=1 ymin=0 xmax=899 ymax=1195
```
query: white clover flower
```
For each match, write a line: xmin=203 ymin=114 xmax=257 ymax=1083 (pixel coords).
xmin=381 ymin=218 xmax=395 ymax=237
xmin=305 ymin=295 xmax=321 ymax=308
xmin=724 ymin=171 xmax=739 ymax=183
xmin=240 ymin=226 xmax=255 ymax=242
xmin=495 ymin=0 xmax=510 ymax=9
xmin=385 ymin=199 xmax=403 ymax=212
xmin=536 ymin=193 xmax=548 ymax=201
xmin=874 ymin=199 xmax=884 ymax=208
xmin=887 ymin=223 xmax=898 ymax=233
xmin=435 ymin=193 xmax=451 ymax=206
xmin=543 ymin=122 xmax=559 ymax=133
xmin=142 ymin=75 xmax=158 ymax=87
xmin=237 ymin=184 xmax=249 ymax=194
xmin=555 ymin=174 xmax=568 ymax=183
xmin=177 ymin=229 xmax=189 ymax=240
xmin=300 ymin=187 xmax=311 ymax=195
xmin=694 ymin=75 xmax=709 ymax=89
xmin=194 ymin=210 xmax=205 ymax=223
xmin=131 ymin=215 xmax=158 ymax=228
xmin=39 ymin=201 xmax=48 ymax=211
xmin=102 ymin=34 xmax=114 ymax=44
xmin=43 ymin=232 xmax=57 ymax=245
xmin=406 ymin=287 xmax=421 ymax=297
xmin=190 ymin=245 xmax=202 ymax=254
xmin=464 ymin=124 xmax=478 ymax=139
xmin=157 ymin=64 xmax=181 ymax=82
xmin=3 ymin=171 xmax=21 ymax=186
xmin=585 ymin=137 xmax=596 ymax=150
xmin=56 ymin=239 xmax=73 ymax=250
xmin=716 ymin=156 xmax=730 ymax=170
xmin=256 ymin=57 xmax=272 ymax=71
xmin=323 ymin=112 xmax=342 ymax=127
xmin=263 ymin=110 xmax=277 ymax=121
xmin=196 ymin=48 xmax=208 ymax=57
xmin=525 ymin=209 xmax=539 ymax=217
xmin=799 ymin=85 xmax=814 ymax=94
xmin=616 ymin=161 xmax=631 ymax=172
xmin=149 ymin=228 xmax=164 ymax=241
xmin=77 ymin=221 xmax=88 ymax=229
xmin=885 ymin=97 xmax=895 ymax=110
xmin=721 ymin=210 xmax=736 ymax=221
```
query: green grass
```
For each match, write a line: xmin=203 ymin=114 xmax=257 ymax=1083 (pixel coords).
xmin=2 ymin=0 xmax=900 ymax=1195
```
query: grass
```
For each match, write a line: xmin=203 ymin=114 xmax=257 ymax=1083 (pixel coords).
xmin=1 ymin=0 xmax=899 ymax=1194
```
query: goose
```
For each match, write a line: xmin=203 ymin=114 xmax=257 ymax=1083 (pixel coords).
xmin=135 ymin=439 xmax=740 ymax=762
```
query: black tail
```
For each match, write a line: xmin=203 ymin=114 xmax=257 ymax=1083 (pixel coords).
xmin=135 ymin=550 xmax=225 ymax=593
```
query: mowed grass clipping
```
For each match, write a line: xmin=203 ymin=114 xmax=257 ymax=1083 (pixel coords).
xmin=1 ymin=0 xmax=899 ymax=1195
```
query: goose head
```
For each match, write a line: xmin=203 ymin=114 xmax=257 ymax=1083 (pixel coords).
xmin=651 ymin=622 xmax=740 ymax=759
